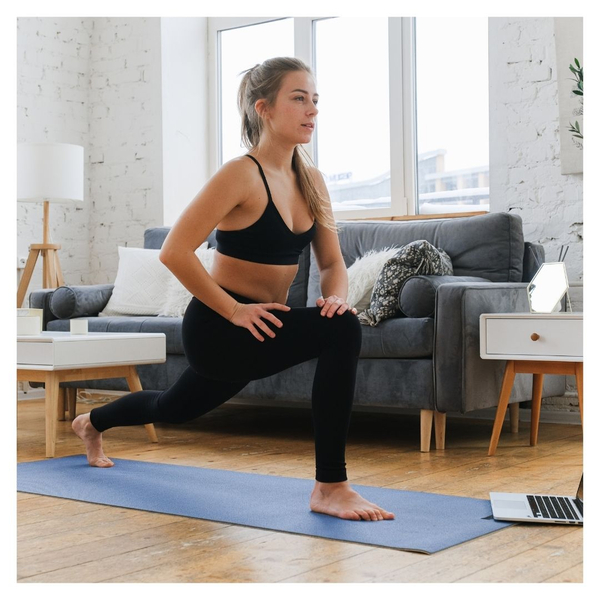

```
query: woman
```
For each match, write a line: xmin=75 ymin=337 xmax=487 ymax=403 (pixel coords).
xmin=73 ymin=57 xmax=395 ymax=522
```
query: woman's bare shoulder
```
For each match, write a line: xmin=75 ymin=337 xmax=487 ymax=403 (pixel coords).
xmin=218 ymin=154 xmax=256 ymax=178
xmin=208 ymin=154 xmax=258 ymax=201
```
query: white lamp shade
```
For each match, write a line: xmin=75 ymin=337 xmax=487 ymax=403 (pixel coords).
xmin=18 ymin=142 xmax=84 ymax=203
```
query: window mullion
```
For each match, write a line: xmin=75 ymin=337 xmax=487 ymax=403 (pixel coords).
xmin=294 ymin=17 xmax=316 ymax=162
xmin=402 ymin=17 xmax=418 ymax=216
xmin=389 ymin=17 xmax=407 ymax=217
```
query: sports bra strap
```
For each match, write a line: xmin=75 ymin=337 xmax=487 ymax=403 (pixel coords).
xmin=245 ymin=154 xmax=273 ymax=201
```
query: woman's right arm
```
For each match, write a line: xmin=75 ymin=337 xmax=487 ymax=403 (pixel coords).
xmin=158 ymin=159 xmax=249 ymax=320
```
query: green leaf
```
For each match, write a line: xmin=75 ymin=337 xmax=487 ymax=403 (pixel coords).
xmin=573 ymin=90 xmax=583 ymax=96
xmin=574 ymin=57 xmax=580 ymax=68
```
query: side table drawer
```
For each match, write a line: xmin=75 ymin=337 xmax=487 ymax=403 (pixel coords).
xmin=485 ymin=318 xmax=582 ymax=358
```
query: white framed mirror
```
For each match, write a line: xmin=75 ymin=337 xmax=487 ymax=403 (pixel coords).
xmin=527 ymin=262 xmax=570 ymax=313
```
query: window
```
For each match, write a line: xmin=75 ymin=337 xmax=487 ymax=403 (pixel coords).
xmin=314 ymin=18 xmax=391 ymax=214
xmin=415 ymin=18 xmax=490 ymax=214
xmin=208 ymin=17 xmax=489 ymax=218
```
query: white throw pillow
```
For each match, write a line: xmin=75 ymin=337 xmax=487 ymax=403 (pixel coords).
xmin=100 ymin=247 xmax=175 ymax=316
xmin=158 ymin=243 xmax=216 ymax=317
xmin=346 ymin=247 xmax=401 ymax=311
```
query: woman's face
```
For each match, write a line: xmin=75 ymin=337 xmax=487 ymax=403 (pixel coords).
xmin=258 ymin=70 xmax=319 ymax=146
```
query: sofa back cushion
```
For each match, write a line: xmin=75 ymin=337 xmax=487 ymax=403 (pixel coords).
xmin=307 ymin=212 xmax=524 ymax=306
xmin=143 ymin=227 xmax=311 ymax=308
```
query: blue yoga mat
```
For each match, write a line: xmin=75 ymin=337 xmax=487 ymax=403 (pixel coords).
xmin=17 ymin=455 xmax=512 ymax=554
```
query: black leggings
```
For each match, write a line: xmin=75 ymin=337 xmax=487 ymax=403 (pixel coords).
xmin=89 ymin=286 xmax=363 ymax=483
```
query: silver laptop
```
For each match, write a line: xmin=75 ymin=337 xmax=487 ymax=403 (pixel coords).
xmin=490 ymin=474 xmax=583 ymax=524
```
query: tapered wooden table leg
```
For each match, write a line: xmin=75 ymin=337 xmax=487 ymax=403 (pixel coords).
xmin=125 ymin=365 xmax=158 ymax=443
xmin=575 ymin=362 xmax=583 ymax=425
xmin=66 ymin=388 xmax=77 ymax=420
xmin=45 ymin=372 xmax=60 ymax=457
xmin=530 ymin=373 xmax=544 ymax=446
xmin=57 ymin=386 xmax=66 ymax=421
xmin=488 ymin=360 xmax=515 ymax=456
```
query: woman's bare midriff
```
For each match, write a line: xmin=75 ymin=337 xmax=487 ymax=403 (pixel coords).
xmin=210 ymin=251 xmax=299 ymax=305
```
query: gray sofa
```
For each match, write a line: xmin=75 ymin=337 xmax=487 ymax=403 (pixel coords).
xmin=29 ymin=211 xmax=566 ymax=451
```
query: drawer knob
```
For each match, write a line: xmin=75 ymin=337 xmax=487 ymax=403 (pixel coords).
xmin=531 ymin=333 xmax=540 ymax=341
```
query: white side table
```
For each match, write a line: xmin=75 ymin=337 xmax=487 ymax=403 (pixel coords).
xmin=480 ymin=312 xmax=583 ymax=456
xmin=17 ymin=331 xmax=166 ymax=457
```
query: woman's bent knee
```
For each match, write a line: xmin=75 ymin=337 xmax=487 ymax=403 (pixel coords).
xmin=320 ymin=310 xmax=362 ymax=352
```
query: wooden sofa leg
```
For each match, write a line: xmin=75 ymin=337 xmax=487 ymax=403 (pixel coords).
xmin=434 ymin=411 xmax=446 ymax=450
xmin=420 ymin=410 xmax=433 ymax=452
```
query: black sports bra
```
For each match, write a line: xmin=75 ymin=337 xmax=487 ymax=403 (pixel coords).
xmin=215 ymin=154 xmax=317 ymax=265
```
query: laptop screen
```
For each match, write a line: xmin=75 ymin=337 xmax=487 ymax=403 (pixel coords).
xmin=576 ymin=474 xmax=583 ymax=502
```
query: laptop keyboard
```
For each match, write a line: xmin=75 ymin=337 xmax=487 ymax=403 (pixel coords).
xmin=527 ymin=495 xmax=582 ymax=521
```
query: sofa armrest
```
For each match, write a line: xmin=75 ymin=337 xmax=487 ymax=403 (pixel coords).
xmin=399 ymin=275 xmax=491 ymax=318
xmin=523 ymin=241 xmax=545 ymax=282
xmin=433 ymin=282 xmax=564 ymax=414
xmin=49 ymin=284 xmax=115 ymax=320
xmin=28 ymin=288 xmax=60 ymax=330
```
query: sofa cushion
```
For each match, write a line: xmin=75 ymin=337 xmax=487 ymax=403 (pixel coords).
xmin=399 ymin=275 xmax=491 ymax=318
xmin=346 ymin=247 xmax=400 ymax=311
xmin=46 ymin=314 xmax=433 ymax=359
xmin=50 ymin=284 xmax=114 ymax=319
xmin=308 ymin=212 xmax=525 ymax=306
xmin=359 ymin=316 xmax=433 ymax=357
xmin=100 ymin=247 xmax=174 ymax=316
xmin=358 ymin=240 xmax=453 ymax=327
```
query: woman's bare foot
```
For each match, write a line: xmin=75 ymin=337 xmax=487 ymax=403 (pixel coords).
xmin=72 ymin=413 xmax=114 ymax=468
xmin=310 ymin=480 xmax=395 ymax=521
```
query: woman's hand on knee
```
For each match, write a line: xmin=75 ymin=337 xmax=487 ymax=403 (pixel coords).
xmin=229 ymin=302 xmax=291 ymax=342
xmin=316 ymin=295 xmax=358 ymax=318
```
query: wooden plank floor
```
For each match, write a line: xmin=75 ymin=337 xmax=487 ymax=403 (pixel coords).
xmin=17 ymin=395 xmax=583 ymax=583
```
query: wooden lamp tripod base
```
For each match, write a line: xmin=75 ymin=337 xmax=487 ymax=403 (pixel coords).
xmin=17 ymin=200 xmax=65 ymax=308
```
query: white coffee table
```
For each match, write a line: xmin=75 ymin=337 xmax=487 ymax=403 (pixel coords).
xmin=17 ymin=331 xmax=167 ymax=457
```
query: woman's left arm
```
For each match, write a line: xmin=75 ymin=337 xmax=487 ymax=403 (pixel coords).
xmin=308 ymin=167 xmax=357 ymax=317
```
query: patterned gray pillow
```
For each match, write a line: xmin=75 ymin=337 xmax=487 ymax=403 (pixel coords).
xmin=357 ymin=240 xmax=453 ymax=327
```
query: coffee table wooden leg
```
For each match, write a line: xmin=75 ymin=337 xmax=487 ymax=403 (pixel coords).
xmin=126 ymin=365 xmax=158 ymax=443
xmin=489 ymin=360 xmax=515 ymax=456
xmin=575 ymin=362 xmax=583 ymax=425
xmin=45 ymin=372 xmax=60 ymax=457
xmin=530 ymin=373 xmax=544 ymax=446
xmin=57 ymin=386 xmax=66 ymax=421
xmin=66 ymin=387 xmax=77 ymax=420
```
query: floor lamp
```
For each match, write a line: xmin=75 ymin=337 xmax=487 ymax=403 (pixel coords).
xmin=17 ymin=143 xmax=84 ymax=308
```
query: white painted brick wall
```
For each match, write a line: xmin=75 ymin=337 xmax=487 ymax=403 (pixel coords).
xmin=17 ymin=17 xmax=93 ymax=305
xmin=490 ymin=17 xmax=583 ymax=288
xmin=17 ymin=16 xmax=163 ymax=300
xmin=88 ymin=17 xmax=163 ymax=284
